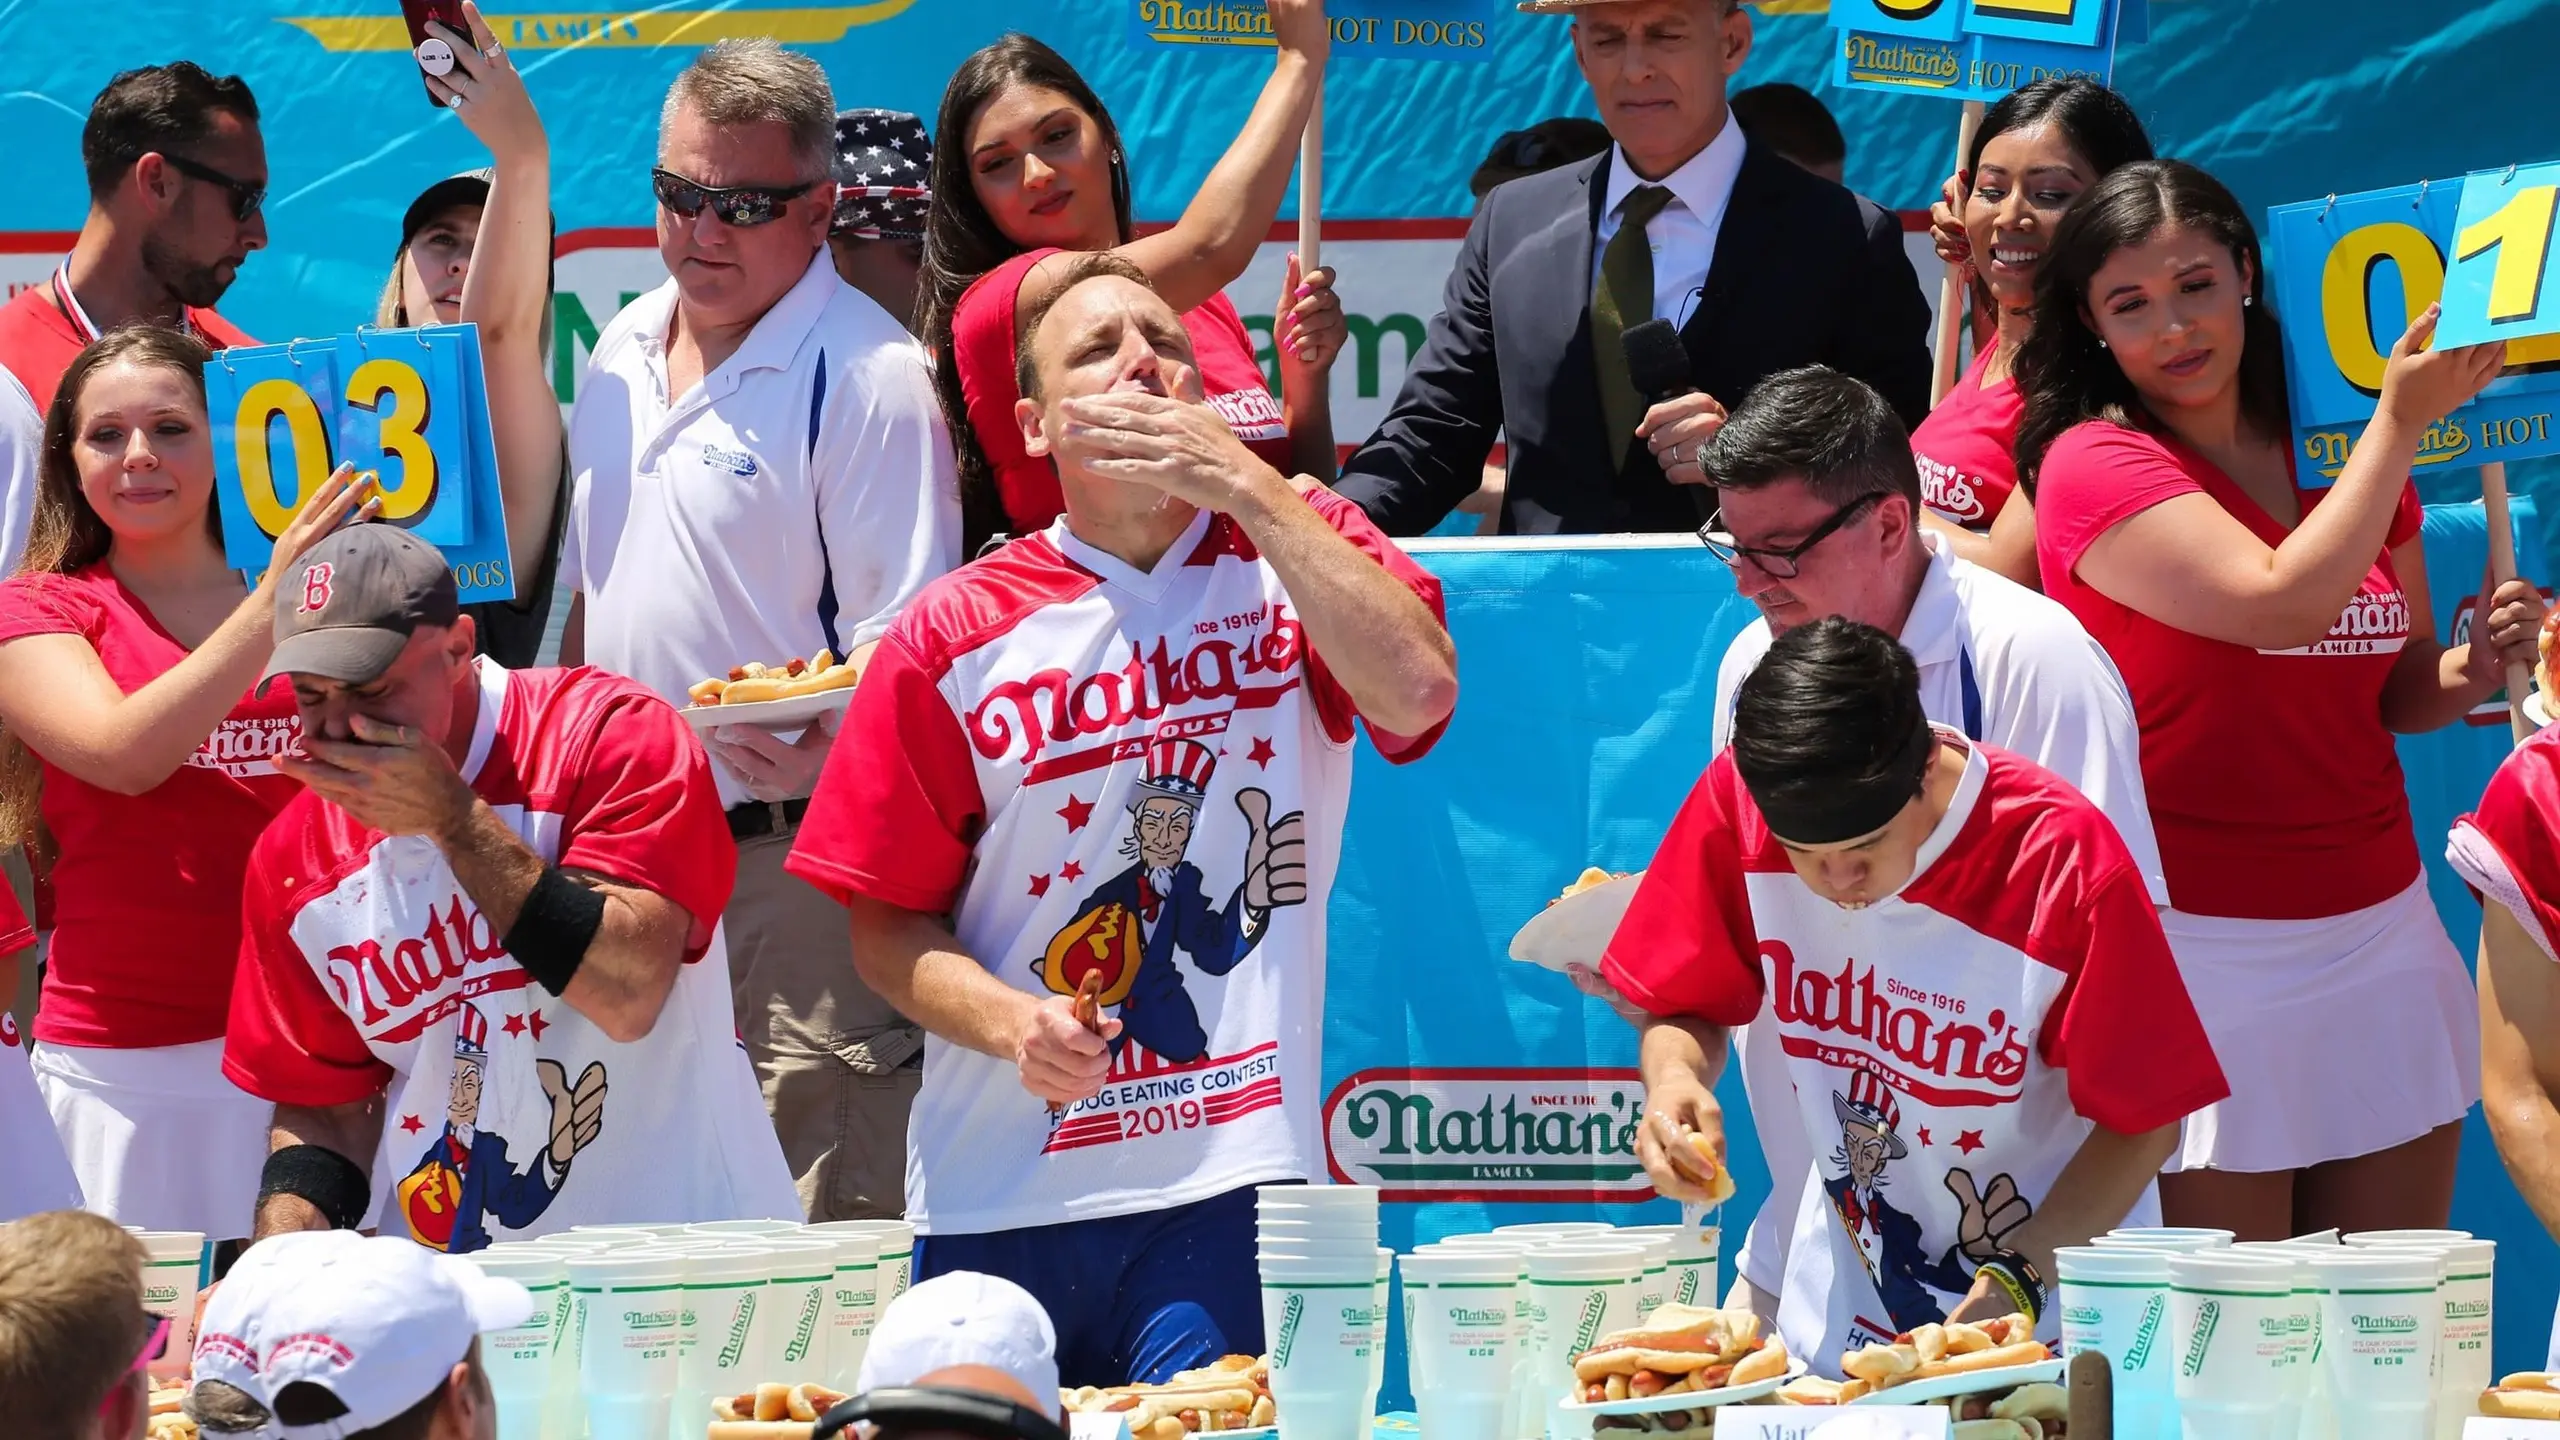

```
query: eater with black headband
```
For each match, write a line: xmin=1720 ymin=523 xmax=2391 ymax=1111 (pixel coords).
xmin=1602 ymin=617 xmax=2226 ymax=1375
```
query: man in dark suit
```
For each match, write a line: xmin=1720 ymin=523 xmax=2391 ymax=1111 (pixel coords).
xmin=1335 ymin=0 xmax=1932 ymax=536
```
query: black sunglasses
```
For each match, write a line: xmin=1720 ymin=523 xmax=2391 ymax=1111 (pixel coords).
xmin=160 ymin=153 xmax=265 ymax=221
xmin=652 ymin=168 xmax=815 ymax=228
xmin=1698 ymin=492 xmax=1885 ymax=579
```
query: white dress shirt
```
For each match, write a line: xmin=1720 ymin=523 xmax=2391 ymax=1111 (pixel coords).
xmin=563 ymin=250 xmax=960 ymax=806
xmin=1710 ymin=530 xmax=2168 ymax=1303
xmin=0 ymin=364 xmax=39 ymax=575
xmin=1592 ymin=117 xmax=1749 ymax=330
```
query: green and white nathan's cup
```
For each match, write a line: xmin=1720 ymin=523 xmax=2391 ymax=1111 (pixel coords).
xmin=1416 ymin=1236 xmax=1543 ymax=1440
xmin=133 ymin=1231 xmax=206 ymax=1383
xmin=2228 ymin=1246 xmax=2319 ymax=1429
xmin=810 ymin=1227 xmax=884 ymax=1393
xmin=2102 ymin=1227 xmax=2238 ymax=1252
xmin=1401 ymin=1248 xmax=1524 ymax=1440
xmin=809 ymin=1219 xmax=916 ymax=1308
xmin=684 ymin=1219 xmax=804 ymax=1238
xmin=464 ymin=1247 xmax=569 ymax=1440
xmin=2055 ymin=1245 xmax=2175 ymax=1440
xmin=489 ymin=1241 xmax=609 ymax=1440
xmin=2169 ymin=1251 xmax=2301 ymax=1440
xmin=670 ymin=1244 xmax=769 ymax=1440
xmin=1260 ymin=1250 xmax=1382 ymax=1440
xmin=568 ymin=1247 xmax=689 ymax=1440
xmin=1371 ymin=1247 xmax=1392 ymax=1417
xmin=1612 ymin=1223 xmax=1719 ymax=1309
xmin=1524 ymin=1244 xmax=1645 ymax=1440
xmin=2307 ymin=1250 xmax=2443 ymax=1440
xmin=742 ymin=1240 xmax=838 ymax=1383
xmin=2345 ymin=1235 xmax=2494 ymax=1440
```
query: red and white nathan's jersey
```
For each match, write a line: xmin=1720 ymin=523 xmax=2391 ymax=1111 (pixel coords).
xmin=2451 ymin=722 xmax=2560 ymax=962
xmin=789 ymin=491 xmax=1447 ymax=1236
xmin=223 ymin=663 xmax=796 ymax=1250
xmin=1602 ymin=737 xmax=2225 ymax=1370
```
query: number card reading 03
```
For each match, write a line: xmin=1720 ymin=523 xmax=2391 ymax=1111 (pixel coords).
xmin=207 ymin=323 xmax=514 ymax=602
xmin=2268 ymin=181 xmax=2560 ymax=484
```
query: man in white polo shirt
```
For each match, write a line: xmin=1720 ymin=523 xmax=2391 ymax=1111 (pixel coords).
xmin=1574 ymin=366 xmax=2167 ymax=1323
xmin=562 ymin=38 xmax=960 ymax=1224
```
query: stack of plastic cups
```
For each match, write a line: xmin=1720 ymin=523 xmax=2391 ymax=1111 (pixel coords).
xmin=1426 ymin=1236 xmax=1543 ymax=1440
xmin=1524 ymin=1243 xmax=1646 ymax=1440
xmin=1612 ymin=1224 xmax=1721 ymax=1309
xmin=1371 ymin=1247 xmax=1393 ymax=1422
xmin=2301 ymin=1248 xmax=2444 ymax=1440
xmin=465 ymin=1245 xmax=572 ymax=1440
xmin=2055 ymin=1245 xmax=2176 ymax=1440
xmin=1401 ymin=1247 xmax=1525 ymax=1440
xmin=2169 ymin=1250 xmax=2304 ymax=1440
xmin=519 ymin=1233 xmax=628 ymax=1439
xmin=2267 ymin=1234 xmax=2350 ymax=1440
xmin=2345 ymin=1232 xmax=2495 ymax=1440
xmin=750 ymin=1239 xmax=842 ymax=1381
xmin=668 ymin=1243 xmax=769 ymax=1440
xmin=807 ymin=1227 xmax=885 ymax=1393
xmin=2102 ymin=1228 xmax=2238 ymax=1252
xmin=2231 ymin=1245 xmax=2323 ymax=1440
xmin=133 ymin=1231 xmax=207 ymax=1382
xmin=809 ymin=1219 xmax=918 ymax=1313
xmin=568 ymin=1246 xmax=690 ymax=1440
xmin=1256 ymin=1185 xmax=1382 ymax=1440
xmin=1611 ymin=1232 xmax=1672 ymax=1323
xmin=1492 ymin=1223 xmax=1615 ymax=1244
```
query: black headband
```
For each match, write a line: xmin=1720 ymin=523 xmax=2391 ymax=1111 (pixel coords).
xmin=1753 ymin=718 xmax=1936 ymax=847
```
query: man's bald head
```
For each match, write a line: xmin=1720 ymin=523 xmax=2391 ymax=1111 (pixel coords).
xmin=914 ymin=1363 xmax=1051 ymax=1412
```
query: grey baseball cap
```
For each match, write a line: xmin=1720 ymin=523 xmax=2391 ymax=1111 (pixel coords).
xmin=263 ymin=523 xmax=460 ymax=687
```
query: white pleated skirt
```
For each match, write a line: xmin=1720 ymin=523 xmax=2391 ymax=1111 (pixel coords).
xmin=31 ymin=1037 xmax=271 ymax=1238
xmin=2163 ymin=876 xmax=2478 ymax=1174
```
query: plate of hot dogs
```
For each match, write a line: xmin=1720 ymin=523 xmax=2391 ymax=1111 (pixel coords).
xmin=681 ymin=643 xmax=875 ymax=732
xmin=1766 ymin=1314 xmax=2059 ymax=1409
xmin=1562 ymin=1305 xmax=1802 ymax=1417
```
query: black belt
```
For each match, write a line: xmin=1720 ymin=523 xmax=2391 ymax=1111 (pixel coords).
xmin=728 ymin=798 xmax=811 ymax=840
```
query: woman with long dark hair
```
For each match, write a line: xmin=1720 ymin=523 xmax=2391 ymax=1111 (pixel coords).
xmin=2020 ymin=159 xmax=2533 ymax=1238
xmin=921 ymin=16 xmax=1346 ymax=551
xmin=0 ymin=326 xmax=368 ymax=1235
xmin=1915 ymin=78 xmax=2152 ymax=587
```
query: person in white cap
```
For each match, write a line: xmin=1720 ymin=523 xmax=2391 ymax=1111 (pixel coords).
xmin=859 ymin=1271 xmax=1062 ymax=1414
xmin=185 ymin=1232 xmax=527 ymax=1440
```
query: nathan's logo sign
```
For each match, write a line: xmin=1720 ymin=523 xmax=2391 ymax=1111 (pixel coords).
xmin=966 ymin=613 xmax=1308 ymax=768
xmin=1322 ymin=1067 xmax=1651 ymax=1203
xmin=1761 ymin=941 xmax=2030 ymax=1108
xmin=315 ymin=891 xmax=519 ymax=1043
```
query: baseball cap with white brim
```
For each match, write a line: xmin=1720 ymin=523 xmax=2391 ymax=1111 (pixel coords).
xmin=858 ymin=1270 xmax=1061 ymax=1405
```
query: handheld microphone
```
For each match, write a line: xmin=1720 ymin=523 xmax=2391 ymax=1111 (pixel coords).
xmin=1620 ymin=318 xmax=1714 ymax=522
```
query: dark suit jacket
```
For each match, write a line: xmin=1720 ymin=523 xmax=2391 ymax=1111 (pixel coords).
xmin=1335 ymin=140 xmax=1933 ymax=536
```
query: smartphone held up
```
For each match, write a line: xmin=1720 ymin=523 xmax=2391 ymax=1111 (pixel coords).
xmin=400 ymin=0 xmax=471 ymax=107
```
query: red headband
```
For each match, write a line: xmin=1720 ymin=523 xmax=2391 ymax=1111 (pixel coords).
xmin=951 ymin=246 xmax=1070 ymax=536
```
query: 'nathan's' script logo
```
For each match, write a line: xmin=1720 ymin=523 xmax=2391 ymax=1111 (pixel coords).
xmin=317 ymin=892 xmax=512 ymax=1040
xmin=1763 ymin=941 xmax=2030 ymax=1107
xmin=1323 ymin=1069 xmax=1653 ymax=1202
xmin=966 ymin=614 xmax=1307 ymax=765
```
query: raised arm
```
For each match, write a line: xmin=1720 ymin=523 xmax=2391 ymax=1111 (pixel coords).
xmin=1923 ymin=486 xmax=2041 ymax=589
xmin=1329 ymin=202 xmax=1503 ymax=535
xmin=1231 ymin=478 xmax=1454 ymax=737
xmin=1118 ymin=0 xmax=1328 ymax=313
xmin=2074 ymin=311 xmax=2503 ymax=651
xmin=0 ymin=469 xmax=370 ymax=796
xmin=434 ymin=2 xmax=564 ymax=592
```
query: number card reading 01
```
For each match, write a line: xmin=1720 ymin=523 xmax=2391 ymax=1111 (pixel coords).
xmin=2440 ymin=160 xmax=2560 ymax=352
xmin=207 ymin=323 xmax=514 ymax=602
xmin=2268 ymin=182 xmax=2560 ymax=484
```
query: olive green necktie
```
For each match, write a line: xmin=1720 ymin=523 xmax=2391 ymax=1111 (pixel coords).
xmin=1593 ymin=183 xmax=1676 ymax=471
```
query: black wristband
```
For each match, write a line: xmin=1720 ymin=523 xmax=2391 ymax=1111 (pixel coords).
xmin=257 ymin=1145 xmax=371 ymax=1232
xmin=504 ymin=864 xmax=606 ymax=997
xmin=1977 ymin=1250 xmax=2048 ymax=1324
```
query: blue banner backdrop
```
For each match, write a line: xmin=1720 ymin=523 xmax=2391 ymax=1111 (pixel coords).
xmin=1329 ymin=506 xmax=2552 ymax=1408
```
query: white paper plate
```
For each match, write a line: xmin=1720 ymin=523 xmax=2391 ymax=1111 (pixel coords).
xmin=679 ymin=687 xmax=854 ymax=733
xmin=2527 ymin=691 xmax=2552 ymax=731
xmin=1843 ymin=1357 xmax=2065 ymax=1406
xmin=1560 ymin=1357 xmax=1807 ymax=1416
xmin=1507 ymin=872 xmax=1645 ymax=972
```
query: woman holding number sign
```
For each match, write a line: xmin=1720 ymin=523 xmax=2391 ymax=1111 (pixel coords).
xmin=919 ymin=11 xmax=1347 ymax=551
xmin=1914 ymin=78 xmax=2153 ymax=588
xmin=0 ymin=326 xmax=375 ymax=1236
xmin=2017 ymin=160 xmax=2537 ymax=1239
xmin=373 ymin=0 xmax=565 ymax=669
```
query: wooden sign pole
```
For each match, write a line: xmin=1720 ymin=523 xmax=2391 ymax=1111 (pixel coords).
xmin=2481 ymin=459 xmax=2537 ymax=742
xmin=1299 ymin=84 xmax=1324 ymax=274
xmin=1930 ymin=100 xmax=1988 ymax=407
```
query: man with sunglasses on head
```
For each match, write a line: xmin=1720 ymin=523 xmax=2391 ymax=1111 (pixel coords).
xmin=0 ymin=1209 xmax=161 ymax=1440
xmin=1568 ymin=365 xmax=2167 ymax=1326
xmin=561 ymin=39 xmax=959 ymax=1225
xmin=0 ymin=61 xmax=264 ymax=411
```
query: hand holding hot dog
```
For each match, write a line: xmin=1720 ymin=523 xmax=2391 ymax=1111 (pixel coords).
xmin=1017 ymin=994 xmax=1120 ymax=1105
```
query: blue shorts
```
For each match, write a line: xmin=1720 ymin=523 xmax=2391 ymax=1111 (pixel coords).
xmin=915 ymin=1182 xmax=1268 ymax=1387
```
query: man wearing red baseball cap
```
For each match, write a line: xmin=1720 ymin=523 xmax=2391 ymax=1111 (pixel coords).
xmin=220 ymin=523 xmax=795 ymax=1250
xmin=787 ymin=255 xmax=1456 ymax=1385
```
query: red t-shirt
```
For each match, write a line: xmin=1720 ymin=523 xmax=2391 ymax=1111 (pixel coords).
xmin=951 ymin=248 xmax=1295 ymax=535
xmin=2035 ymin=421 xmax=2425 ymax=919
xmin=1912 ymin=350 xmax=2023 ymax=530
xmin=0 ymin=283 xmax=256 ymax=413
xmin=0 ymin=567 xmax=302 ymax=1047
xmin=2451 ymin=724 xmax=2560 ymax=961
xmin=0 ymin=879 xmax=29 ymax=956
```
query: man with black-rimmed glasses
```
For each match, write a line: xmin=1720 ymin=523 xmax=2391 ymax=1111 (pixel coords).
xmin=560 ymin=37 xmax=958 ymax=1225
xmin=0 ymin=62 xmax=264 ymax=412
xmin=1569 ymin=365 xmax=2168 ymax=1328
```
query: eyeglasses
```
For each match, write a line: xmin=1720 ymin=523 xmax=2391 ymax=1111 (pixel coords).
xmin=100 ymin=1313 xmax=172 ymax=1417
xmin=1697 ymin=493 xmax=1884 ymax=579
xmin=159 ymin=153 xmax=266 ymax=221
xmin=652 ymin=168 xmax=815 ymax=228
